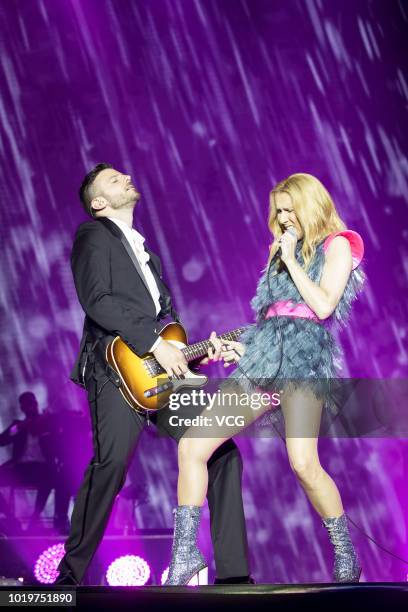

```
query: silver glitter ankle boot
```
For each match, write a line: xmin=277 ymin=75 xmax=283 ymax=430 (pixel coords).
xmin=164 ymin=505 xmax=207 ymax=586
xmin=322 ymin=513 xmax=362 ymax=582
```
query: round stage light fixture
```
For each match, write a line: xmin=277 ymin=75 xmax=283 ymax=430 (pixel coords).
xmin=34 ymin=543 xmax=65 ymax=584
xmin=160 ymin=566 xmax=169 ymax=585
xmin=106 ymin=554 xmax=151 ymax=586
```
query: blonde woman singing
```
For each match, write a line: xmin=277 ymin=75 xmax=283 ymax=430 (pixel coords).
xmin=164 ymin=173 xmax=366 ymax=585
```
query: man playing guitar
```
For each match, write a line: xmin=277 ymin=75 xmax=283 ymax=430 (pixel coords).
xmin=56 ymin=163 xmax=252 ymax=586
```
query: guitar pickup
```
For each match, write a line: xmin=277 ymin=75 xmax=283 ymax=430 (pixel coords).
xmin=144 ymin=381 xmax=174 ymax=398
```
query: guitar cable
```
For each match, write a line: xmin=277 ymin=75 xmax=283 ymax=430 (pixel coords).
xmin=229 ymin=254 xmax=284 ymax=389
xmin=227 ymin=227 xmax=308 ymax=390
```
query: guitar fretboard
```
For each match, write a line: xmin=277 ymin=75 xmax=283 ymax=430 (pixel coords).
xmin=181 ymin=327 xmax=246 ymax=362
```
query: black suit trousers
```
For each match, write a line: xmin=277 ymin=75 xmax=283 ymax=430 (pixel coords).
xmin=57 ymin=368 xmax=250 ymax=583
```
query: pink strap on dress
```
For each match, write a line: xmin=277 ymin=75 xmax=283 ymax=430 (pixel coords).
xmin=323 ymin=230 xmax=364 ymax=270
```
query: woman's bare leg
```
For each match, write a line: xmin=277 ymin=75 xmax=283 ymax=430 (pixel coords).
xmin=281 ymin=386 xmax=343 ymax=518
xmin=177 ymin=384 xmax=272 ymax=506
xmin=281 ymin=386 xmax=361 ymax=581
xmin=178 ymin=436 xmax=227 ymax=506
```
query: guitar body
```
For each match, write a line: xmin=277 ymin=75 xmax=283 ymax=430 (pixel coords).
xmin=105 ymin=322 xmax=208 ymax=414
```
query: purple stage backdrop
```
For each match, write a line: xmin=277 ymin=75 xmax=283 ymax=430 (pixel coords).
xmin=0 ymin=0 xmax=407 ymax=583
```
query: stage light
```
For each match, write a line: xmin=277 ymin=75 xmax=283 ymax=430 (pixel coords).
xmin=34 ymin=543 xmax=65 ymax=584
xmin=106 ymin=555 xmax=151 ymax=586
xmin=160 ymin=566 xmax=208 ymax=586
xmin=160 ymin=567 xmax=169 ymax=584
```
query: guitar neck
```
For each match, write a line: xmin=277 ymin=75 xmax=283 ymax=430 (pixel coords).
xmin=181 ymin=327 xmax=246 ymax=362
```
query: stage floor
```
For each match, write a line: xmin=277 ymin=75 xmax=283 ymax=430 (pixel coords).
xmin=0 ymin=583 xmax=407 ymax=611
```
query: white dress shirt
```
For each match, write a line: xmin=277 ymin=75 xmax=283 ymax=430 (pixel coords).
xmin=107 ymin=217 xmax=162 ymax=352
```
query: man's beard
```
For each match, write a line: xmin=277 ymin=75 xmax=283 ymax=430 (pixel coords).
xmin=110 ymin=191 xmax=140 ymax=209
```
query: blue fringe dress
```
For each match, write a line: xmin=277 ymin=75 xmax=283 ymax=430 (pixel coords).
xmin=226 ymin=231 xmax=366 ymax=413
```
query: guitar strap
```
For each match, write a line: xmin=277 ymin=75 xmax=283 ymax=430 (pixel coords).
xmin=80 ymin=319 xmax=121 ymax=388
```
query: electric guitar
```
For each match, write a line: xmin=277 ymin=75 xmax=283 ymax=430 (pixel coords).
xmin=105 ymin=322 xmax=245 ymax=414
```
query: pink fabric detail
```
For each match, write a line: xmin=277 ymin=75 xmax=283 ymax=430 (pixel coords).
xmin=265 ymin=300 xmax=319 ymax=322
xmin=323 ymin=230 xmax=364 ymax=270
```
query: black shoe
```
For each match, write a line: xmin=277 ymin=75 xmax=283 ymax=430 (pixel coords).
xmin=214 ymin=575 xmax=256 ymax=585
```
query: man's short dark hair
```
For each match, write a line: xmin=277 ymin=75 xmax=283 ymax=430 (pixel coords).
xmin=79 ymin=163 xmax=113 ymax=217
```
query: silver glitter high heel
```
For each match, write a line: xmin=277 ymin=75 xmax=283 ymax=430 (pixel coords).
xmin=322 ymin=513 xmax=362 ymax=582
xmin=164 ymin=505 xmax=208 ymax=586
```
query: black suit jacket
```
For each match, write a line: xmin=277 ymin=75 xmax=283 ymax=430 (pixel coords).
xmin=70 ymin=217 xmax=177 ymax=387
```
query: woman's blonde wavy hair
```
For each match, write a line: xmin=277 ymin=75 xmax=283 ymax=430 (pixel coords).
xmin=268 ymin=173 xmax=346 ymax=270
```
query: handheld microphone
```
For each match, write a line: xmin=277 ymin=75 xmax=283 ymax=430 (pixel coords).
xmin=270 ymin=226 xmax=298 ymax=263
xmin=256 ymin=227 xmax=298 ymax=323
xmin=281 ymin=226 xmax=298 ymax=239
